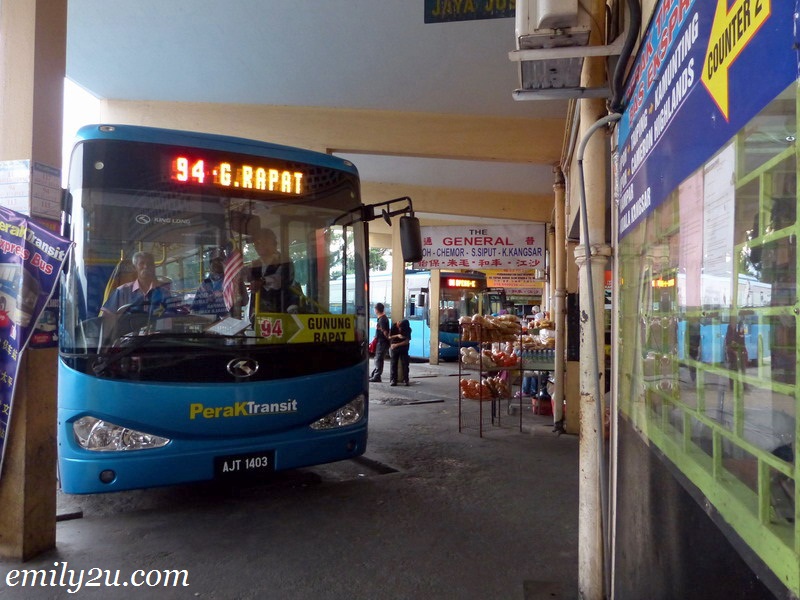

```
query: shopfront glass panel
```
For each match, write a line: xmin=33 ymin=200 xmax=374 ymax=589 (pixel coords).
xmin=618 ymin=83 xmax=798 ymax=587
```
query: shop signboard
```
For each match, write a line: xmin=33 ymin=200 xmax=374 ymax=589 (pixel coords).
xmin=413 ymin=223 xmax=546 ymax=271
xmin=485 ymin=269 xmax=544 ymax=295
xmin=616 ymin=0 xmax=796 ymax=239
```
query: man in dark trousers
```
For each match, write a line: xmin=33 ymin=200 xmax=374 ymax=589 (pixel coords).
xmin=389 ymin=318 xmax=411 ymax=386
xmin=369 ymin=302 xmax=391 ymax=382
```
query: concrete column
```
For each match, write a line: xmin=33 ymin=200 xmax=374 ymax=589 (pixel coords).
xmin=546 ymin=223 xmax=554 ymax=315
xmin=577 ymin=1 xmax=612 ymax=589
xmin=575 ymin=242 xmax=611 ymax=600
xmin=0 ymin=0 xmax=67 ymax=560
xmin=552 ymin=169 xmax=566 ymax=429
xmin=429 ymin=271 xmax=440 ymax=365
xmin=576 ymin=112 xmax=612 ymax=600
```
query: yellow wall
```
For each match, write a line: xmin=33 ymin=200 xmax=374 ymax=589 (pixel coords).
xmin=100 ymin=100 xmax=563 ymax=163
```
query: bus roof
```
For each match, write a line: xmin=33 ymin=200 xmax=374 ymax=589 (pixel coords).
xmin=73 ymin=124 xmax=359 ymax=177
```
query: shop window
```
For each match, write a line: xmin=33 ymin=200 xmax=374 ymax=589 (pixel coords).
xmin=618 ymin=83 xmax=798 ymax=588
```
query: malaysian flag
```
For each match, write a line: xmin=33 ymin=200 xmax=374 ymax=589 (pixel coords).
xmin=223 ymin=246 xmax=244 ymax=312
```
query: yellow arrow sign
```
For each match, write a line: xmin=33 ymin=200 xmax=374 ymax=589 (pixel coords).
xmin=256 ymin=313 xmax=356 ymax=344
xmin=702 ymin=0 xmax=771 ymax=120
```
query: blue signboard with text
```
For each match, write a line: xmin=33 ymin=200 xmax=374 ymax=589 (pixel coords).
xmin=617 ymin=0 xmax=798 ymax=239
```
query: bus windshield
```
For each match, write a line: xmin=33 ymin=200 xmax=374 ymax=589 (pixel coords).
xmin=60 ymin=133 xmax=367 ymax=383
xmin=438 ymin=272 xmax=486 ymax=334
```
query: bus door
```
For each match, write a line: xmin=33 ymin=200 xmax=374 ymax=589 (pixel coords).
xmin=482 ymin=287 xmax=507 ymax=315
xmin=438 ymin=274 xmax=483 ymax=360
xmin=406 ymin=283 xmax=429 ymax=359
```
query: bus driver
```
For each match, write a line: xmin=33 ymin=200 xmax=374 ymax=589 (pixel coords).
xmin=101 ymin=251 xmax=175 ymax=322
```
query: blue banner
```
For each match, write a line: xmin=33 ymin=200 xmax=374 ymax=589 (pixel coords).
xmin=0 ymin=206 xmax=71 ymax=477
xmin=617 ymin=0 xmax=798 ymax=238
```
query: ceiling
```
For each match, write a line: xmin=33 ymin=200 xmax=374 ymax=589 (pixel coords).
xmin=65 ymin=0 xmax=568 ymax=199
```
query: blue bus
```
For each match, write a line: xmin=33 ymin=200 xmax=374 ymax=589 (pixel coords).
xmin=58 ymin=124 xmax=420 ymax=493
xmin=368 ymin=270 xmax=492 ymax=361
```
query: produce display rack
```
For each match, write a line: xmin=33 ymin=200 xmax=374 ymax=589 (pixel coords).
xmin=457 ymin=320 xmax=523 ymax=436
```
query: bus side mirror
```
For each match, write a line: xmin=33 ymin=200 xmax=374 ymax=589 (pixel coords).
xmin=60 ymin=190 xmax=72 ymax=239
xmin=418 ymin=292 xmax=426 ymax=308
xmin=399 ymin=215 xmax=423 ymax=263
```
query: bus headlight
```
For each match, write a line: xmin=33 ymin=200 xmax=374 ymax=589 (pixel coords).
xmin=73 ymin=416 xmax=170 ymax=451
xmin=310 ymin=395 xmax=365 ymax=430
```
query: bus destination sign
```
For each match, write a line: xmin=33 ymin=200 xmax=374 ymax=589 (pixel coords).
xmin=171 ymin=155 xmax=304 ymax=196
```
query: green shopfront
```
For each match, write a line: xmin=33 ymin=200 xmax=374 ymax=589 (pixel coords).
xmin=613 ymin=1 xmax=799 ymax=597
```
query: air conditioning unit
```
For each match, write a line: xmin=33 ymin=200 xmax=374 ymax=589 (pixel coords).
xmin=512 ymin=0 xmax=595 ymax=96
xmin=516 ymin=0 xmax=588 ymax=43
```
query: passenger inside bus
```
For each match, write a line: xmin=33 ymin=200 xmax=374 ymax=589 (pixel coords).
xmin=245 ymin=228 xmax=300 ymax=314
xmin=190 ymin=256 xmax=228 ymax=317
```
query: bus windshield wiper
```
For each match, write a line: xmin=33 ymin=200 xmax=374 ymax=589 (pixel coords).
xmin=93 ymin=331 xmax=215 ymax=374
xmin=93 ymin=333 xmax=159 ymax=375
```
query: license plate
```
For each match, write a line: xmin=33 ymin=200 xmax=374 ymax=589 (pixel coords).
xmin=214 ymin=450 xmax=275 ymax=480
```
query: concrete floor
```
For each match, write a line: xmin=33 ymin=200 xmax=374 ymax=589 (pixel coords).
xmin=0 ymin=361 xmax=579 ymax=599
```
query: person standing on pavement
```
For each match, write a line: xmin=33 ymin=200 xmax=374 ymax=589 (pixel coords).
xmin=369 ymin=302 xmax=391 ymax=382
xmin=389 ymin=318 xmax=411 ymax=386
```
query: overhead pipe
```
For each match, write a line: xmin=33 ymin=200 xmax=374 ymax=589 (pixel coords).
xmin=571 ymin=2 xmax=638 ymax=596
xmin=552 ymin=167 xmax=567 ymax=433
xmin=609 ymin=0 xmax=642 ymax=114
xmin=576 ymin=112 xmax=621 ymax=599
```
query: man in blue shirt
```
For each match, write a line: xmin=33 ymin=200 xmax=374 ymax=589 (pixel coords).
xmin=102 ymin=251 xmax=175 ymax=325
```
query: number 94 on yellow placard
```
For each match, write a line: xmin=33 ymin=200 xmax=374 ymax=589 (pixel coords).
xmin=256 ymin=314 xmax=355 ymax=344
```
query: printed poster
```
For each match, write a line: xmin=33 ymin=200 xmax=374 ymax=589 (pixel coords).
xmin=677 ymin=171 xmax=704 ymax=307
xmin=700 ymin=142 xmax=736 ymax=305
xmin=0 ymin=206 xmax=71 ymax=478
